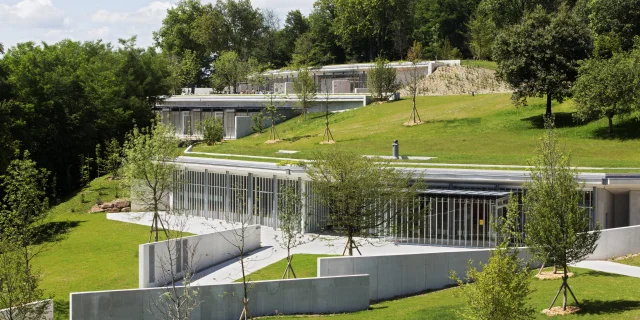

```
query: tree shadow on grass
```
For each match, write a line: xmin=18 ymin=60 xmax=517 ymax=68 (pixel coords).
xmin=579 ymin=299 xmax=640 ymax=315
xmin=591 ymin=117 xmax=640 ymax=141
xmin=580 ymin=270 xmax=625 ymax=278
xmin=282 ymin=135 xmax=313 ymax=142
xmin=520 ymin=112 xmax=585 ymax=129
xmin=30 ymin=220 xmax=83 ymax=245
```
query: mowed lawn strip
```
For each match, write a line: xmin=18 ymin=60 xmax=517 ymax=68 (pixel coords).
xmin=192 ymin=93 xmax=640 ymax=168
xmin=32 ymin=176 xmax=175 ymax=320
xmin=615 ymin=254 xmax=640 ymax=267
xmin=240 ymin=255 xmax=640 ymax=319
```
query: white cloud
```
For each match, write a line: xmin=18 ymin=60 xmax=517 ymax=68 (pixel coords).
xmin=87 ymin=26 xmax=111 ymax=38
xmin=0 ymin=0 xmax=67 ymax=28
xmin=91 ymin=1 xmax=173 ymax=24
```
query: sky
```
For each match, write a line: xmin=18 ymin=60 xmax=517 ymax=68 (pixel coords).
xmin=0 ymin=0 xmax=315 ymax=50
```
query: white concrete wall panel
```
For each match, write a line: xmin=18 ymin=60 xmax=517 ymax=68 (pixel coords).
xmin=139 ymin=225 xmax=261 ymax=288
xmin=70 ymin=275 xmax=369 ymax=320
xmin=596 ymin=188 xmax=613 ymax=228
xmin=318 ymin=249 xmax=534 ymax=301
xmin=587 ymin=225 xmax=640 ymax=260
xmin=234 ymin=116 xmax=253 ymax=139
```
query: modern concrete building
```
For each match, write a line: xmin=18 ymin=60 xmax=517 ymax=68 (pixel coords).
xmin=155 ymin=60 xmax=460 ymax=139
xmin=168 ymin=156 xmax=640 ymax=249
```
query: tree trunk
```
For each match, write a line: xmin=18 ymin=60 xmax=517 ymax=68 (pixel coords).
xmin=348 ymin=236 xmax=353 ymax=256
xmin=608 ymin=116 xmax=614 ymax=135
xmin=546 ymin=94 xmax=552 ymax=119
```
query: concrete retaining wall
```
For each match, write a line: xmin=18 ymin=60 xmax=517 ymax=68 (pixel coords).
xmin=139 ymin=225 xmax=261 ymax=288
xmin=587 ymin=224 xmax=640 ymax=260
xmin=235 ymin=116 xmax=253 ymax=139
xmin=0 ymin=299 xmax=53 ymax=320
xmin=318 ymin=249 xmax=532 ymax=301
xmin=71 ymin=275 xmax=369 ymax=320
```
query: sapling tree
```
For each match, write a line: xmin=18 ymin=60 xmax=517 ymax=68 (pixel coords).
xmin=275 ymin=181 xmax=311 ymax=278
xmin=451 ymin=197 xmax=535 ymax=320
xmin=104 ymin=138 xmax=123 ymax=179
xmin=264 ymin=94 xmax=285 ymax=143
xmin=523 ymin=121 xmax=600 ymax=311
xmin=320 ymin=89 xmax=335 ymax=144
xmin=292 ymin=67 xmax=316 ymax=121
xmin=405 ymin=41 xmax=425 ymax=125
xmin=121 ymin=118 xmax=181 ymax=242
xmin=149 ymin=210 xmax=201 ymax=320
xmin=251 ymin=112 xmax=265 ymax=134
xmin=306 ymin=149 xmax=423 ymax=255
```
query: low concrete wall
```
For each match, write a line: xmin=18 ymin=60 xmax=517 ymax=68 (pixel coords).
xmin=0 ymin=299 xmax=53 ymax=320
xmin=318 ymin=249 xmax=533 ymax=301
xmin=139 ymin=225 xmax=261 ymax=288
xmin=71 ymin=275 xmax=369 ymax=320
xmin=587 ymin=225 xmax=640 ymax=260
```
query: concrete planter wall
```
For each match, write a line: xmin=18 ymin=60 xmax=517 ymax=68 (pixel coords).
xmin=139 ymin=225 xmax=261 ymax=288
xmin=318 ymin=249 xmax=535 ymax=301
xmin=70 ymin=275 xmax=370 ymax=320
xmin=0 ymin=299 xmax=53 ymax=320
xmin=587 ymin=224 xmax=640 ymax=260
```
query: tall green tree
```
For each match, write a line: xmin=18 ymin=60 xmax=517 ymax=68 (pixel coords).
xmin=154 ymin=0 xmax=211 ymax=87
xmin=308 ymin=0 xmax=345 ymax=65
xmin=467 ymin=7 xmax=496 ymax=60
xmin=589 ymin=0 xmax=640 ymax=56
xmin=210 ymin=51 xmax=251 ymax=93
xmin=215 ymin=0 xmax=264 ymax=60
xmin=523 ymin=124 xmax=600 ymax=311
xmin=121 ymin=119 xmax=181 ymax=242
xmin=413 ymin=0 xmax=479 ymax=57
xmin=573 ymin=52 xmax=638 ymax=135
xmin=306 ymin=149 xmax=422 ymax=256
xmin=493 ymin=5 xmax=592 ymax=117
xmin=292 ymin=67 xmax=317 ymax=120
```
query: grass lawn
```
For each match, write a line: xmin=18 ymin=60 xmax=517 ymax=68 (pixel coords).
xmin=235 ymin=254 xmax=336 ymax=282
xmin=243 ymin=254 xmax=640 ymax=319
xmin=192 ymin=93 xmax=640 ymax=168
xmin=31 ymin=176 xmax=171 ymax=320
xmin=461 ymin=60 xmax=498 ymax=70
xmin=614 ymin=254 xmax=640 ymax=267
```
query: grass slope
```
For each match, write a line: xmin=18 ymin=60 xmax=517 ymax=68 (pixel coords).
xmin=235 ymin=254 xmax=336 ymax=282
xmin=615 ymin=254 xmax=640 ymax=267
xmin=461 ymin=59 xmax=498 ymax=70
xmin=245 ymin=255 xmax=640 ymax=319
xmin=193 ymin=94 xmax=640 ymax=168
xmin=32 ymin=176 xmax=168 ymax=319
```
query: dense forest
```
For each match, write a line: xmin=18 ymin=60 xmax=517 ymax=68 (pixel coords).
xmin=1 ymin=0 xmax=640 ymax=199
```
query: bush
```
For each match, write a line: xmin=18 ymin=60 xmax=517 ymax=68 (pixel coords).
xmin=197 ymin=116 xmax=224 ymax=146
xmin=252 ymin=112 xmax=265 ymax=134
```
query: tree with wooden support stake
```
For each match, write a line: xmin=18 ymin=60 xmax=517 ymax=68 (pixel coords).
xmin=264 ymin=94 xmax=285 ymax=144
xmin=320 ymin=90 xmax=335 ymax=144
xmin=306 ymin=149 xmax=424 ymax=256
xmin=523 ymin=119 xmax=600 ymax=314
xmin=404 ymin=41 xmax=425 ymax=126
xmin=275 ymin=180 xmax=314 ymax=278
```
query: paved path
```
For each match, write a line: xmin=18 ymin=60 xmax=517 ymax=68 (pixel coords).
xmin=108 ymin=212 xmax=476 ymax=286
xmin=574 ymin=260 xmax=640 ymax=278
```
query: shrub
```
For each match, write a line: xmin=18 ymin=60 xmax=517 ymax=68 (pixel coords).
xmin=197 ymin=116 xmax=224 ymax=145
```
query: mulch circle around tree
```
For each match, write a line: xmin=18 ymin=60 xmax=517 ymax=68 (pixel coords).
xmin=403 ymin=120 xmax=424 ymax=127
xmin=535 ymin=271 xmax=574 ymax=280
xmin=541 ymin=306 xmax=581 ymax=316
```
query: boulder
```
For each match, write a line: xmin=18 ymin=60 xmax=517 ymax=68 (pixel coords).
xmin=113 ymin=199 xmax=130 ymax=209
xmin=89 ymin=205 xmax=105 ymax=214
xmin=101 ymin=202 xmax=114 ymax=209
xmin=105 ymin=208 xmax=120 ymax=213
xmin=120 ymin=207 xmax=130 ymax=212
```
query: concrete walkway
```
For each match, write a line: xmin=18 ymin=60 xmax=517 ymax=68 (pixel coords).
xmin=574 ymin=260 xmax=640 ymax=278
xmin=108 ymin=212 xmax=476 ymax=286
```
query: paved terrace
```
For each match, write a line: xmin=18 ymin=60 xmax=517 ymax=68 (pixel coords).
xmin=108 ymin=212 xmax=475 ymax=285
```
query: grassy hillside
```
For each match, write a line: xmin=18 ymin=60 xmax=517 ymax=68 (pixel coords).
xmin=193 ymin=93 xmax=640 ymax=168
xmin=31 ymin=177 xmax=168 ymax=319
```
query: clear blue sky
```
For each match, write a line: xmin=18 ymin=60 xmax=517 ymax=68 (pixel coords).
xmin=0 ymin=0 xmax=314 ymax=49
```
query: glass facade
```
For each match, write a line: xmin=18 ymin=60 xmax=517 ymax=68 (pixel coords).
xmin=171 ymin=168 xmax=595 ymax=248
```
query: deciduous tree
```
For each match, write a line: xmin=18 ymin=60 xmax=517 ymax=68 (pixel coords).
xmin=121 ymin=119 xmax=181 ymax=242
xmin=573 ymin=52 xmax=638 ymax=135
xmin=367 ymin=55 xmax=399 ymax=101
xmin=523 ymin=123 xmax=600 ymax=311
xmin=292 ymin=67 xmax=316 ymax=120
xmin=306 ymin=149 xmax=422 ymax=256
xmin=493 ymin=5 xmax=592 ymax=118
